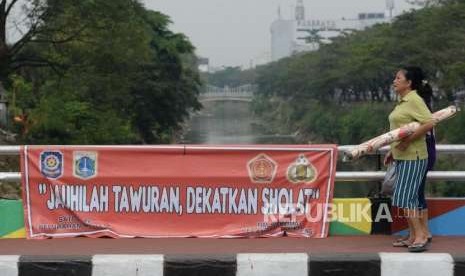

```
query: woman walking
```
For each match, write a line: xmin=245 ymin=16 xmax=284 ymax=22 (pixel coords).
xmin=384 ymin=66 xmax=435 ymax=252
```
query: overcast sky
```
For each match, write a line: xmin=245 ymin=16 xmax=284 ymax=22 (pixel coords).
xmin=143 ymin=0 xmax=414 ymax=68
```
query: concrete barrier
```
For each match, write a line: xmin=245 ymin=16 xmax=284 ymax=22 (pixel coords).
xmin=379 ymin=253 xmax=454 ymax=276
xmin=1 ymin=253 xmax=464 ymax=276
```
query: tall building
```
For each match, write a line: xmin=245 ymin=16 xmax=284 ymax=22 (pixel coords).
xmin=295 ymin=0 xmax=305 ymax=23
xmin=386 ymin=0 xmax=395 ymax=18
xmin=270 ymin=0 xmax=393 ymax=62
xmin=270 ymin=18 xmax=296 ymax=62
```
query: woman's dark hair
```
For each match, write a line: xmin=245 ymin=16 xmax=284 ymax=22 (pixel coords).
xmin=401 ymin=66 xmax=433 ymax=111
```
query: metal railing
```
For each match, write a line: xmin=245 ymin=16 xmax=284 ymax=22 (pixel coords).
xmin=0 ymin=145 xmax=464 ymax=182
xmin=337 ymin=145 xmax=465 ymax=181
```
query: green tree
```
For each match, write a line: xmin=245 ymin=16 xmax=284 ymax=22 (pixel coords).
xmin=4 ymin=1 xmax=202 ymax=144
xmin=129 ymin=10 xmax=201 ymax=143
xmin=206 ymin=66 xmax=257 ymax=88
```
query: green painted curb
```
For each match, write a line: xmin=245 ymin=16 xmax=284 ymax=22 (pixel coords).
xmin=0 ymin=199 xmax=24 ymax=237
xmin=330 ymin=220 xmax=370 ymax=235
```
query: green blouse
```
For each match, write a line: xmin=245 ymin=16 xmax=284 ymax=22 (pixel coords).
xmin=388 ymin=90 xmax=433 ymax=160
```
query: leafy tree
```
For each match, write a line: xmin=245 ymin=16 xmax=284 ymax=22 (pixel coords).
xmin=129 ymin=10 xmax=201 ymax=143
xmin=205 ymin=66 xmax=257 ymax=88
xmin=250 ymin=0 xmax=465 ymax=197
xmin=1 ymin=0 xmax=113 ymax=79
xmin=3 ymin=1 xmax=202 ymax=144
xmin=253 ymin=0 xmax=465 ymax=145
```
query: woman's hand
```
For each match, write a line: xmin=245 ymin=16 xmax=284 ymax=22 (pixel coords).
xmin=384 ymin=151 xmax=393 ymax=166
xmin=395 ymin=120 xmax=433 ymax=152
xmin=396 ymin=140 xmax=411 ymax=151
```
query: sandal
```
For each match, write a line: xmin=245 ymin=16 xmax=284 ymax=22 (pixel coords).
xmin=408 ymin=241 xmax=429 ymax=252
xmin=392 ymin=235 xmax=410 ymax=247
xmin=392 ymin=239 xmax=410 ymax=247
xmin=395 ymin=236 xmax=409 ymax=242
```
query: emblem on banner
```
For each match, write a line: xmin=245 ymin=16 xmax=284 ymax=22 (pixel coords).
xmin=40 ymin=151 xmax=63 ymax=179
xmin=287 ymin=154 xmax=318 ymax=184
xmin=73 ymin=151 xmax=97 ymax=179
xmin=247 ymin=153 xmax=277 ymax=183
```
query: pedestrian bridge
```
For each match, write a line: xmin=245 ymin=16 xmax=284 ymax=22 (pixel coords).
xmin=199 ymin=84 xmax=256 ymax=103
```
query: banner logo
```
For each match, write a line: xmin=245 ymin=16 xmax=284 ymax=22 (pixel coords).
xmin=40 ymin=151 xmax=63 ymax=179
xmin=287 ymin=154 xmax=317 ymax=184
xmin=247 ymin=153 xmax=277 ymax=183
xmin=73 ymin=151 xmax=98 ymax=179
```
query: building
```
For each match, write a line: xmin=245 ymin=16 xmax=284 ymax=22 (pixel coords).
xmin=270 ymin=19 xmax=296 ymax=62
xmin=197 ymin=57 xmax=210 ymax=73
xmin=270 ymin=0 xmax=394 ymax=62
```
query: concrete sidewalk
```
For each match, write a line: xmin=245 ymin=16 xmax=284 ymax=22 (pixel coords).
xmin=1 ymin=236 xmax=465 ymax=255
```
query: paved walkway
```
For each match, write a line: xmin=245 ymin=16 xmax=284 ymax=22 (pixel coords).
xmin=1 ymin=236 xmax=464 ymax=255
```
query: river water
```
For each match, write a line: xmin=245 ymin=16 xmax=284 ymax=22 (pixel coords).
xmin=180 ymin=101 xmax=375 ymax=197
xmin=181 ymin=101 xmax=296 ymax=144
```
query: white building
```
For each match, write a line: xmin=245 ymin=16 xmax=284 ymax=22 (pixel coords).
xmin=197 ymin=57 xmax=210 ymax=73
xmin=271 ymin=0 xmax=394 ymax=62
xmin=270 ymin=19 xmax=296 ymax=62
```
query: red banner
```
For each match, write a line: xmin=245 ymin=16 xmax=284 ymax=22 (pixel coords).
xmin=20 ymin=145 xmax=337 ymax=239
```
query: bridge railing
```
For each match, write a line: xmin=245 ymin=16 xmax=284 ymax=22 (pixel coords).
xmin=337 ymin=144 xmax=465 ymax=181
xmin=200 ymin=91 xmax=253 ymax=98
xmin=204 ymin=84 xmax=257 ymax=95
xmin=0 ymin=145 xmax=464 ymax=183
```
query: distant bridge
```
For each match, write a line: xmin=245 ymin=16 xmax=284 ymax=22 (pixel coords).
xmin=199 ymin=84 xmax=256 ymax=103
